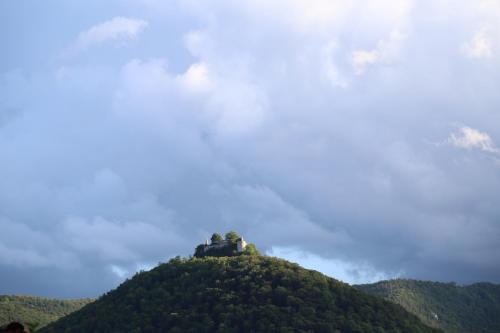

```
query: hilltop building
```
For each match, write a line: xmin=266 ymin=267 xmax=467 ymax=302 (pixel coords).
xmin=194 ymin=231 xmax=258 ymax=258
xmin=202 ymin=237 xmax=247 ymax=253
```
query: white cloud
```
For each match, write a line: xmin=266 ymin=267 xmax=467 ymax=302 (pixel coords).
xmin=109 ymin=262 xmax=153 ymax=280
xmin=110 ymin=264 xmax=128 ymax=279
xmin=177 ymin=62 xmax=212 ymax=94
xmin=322 ymin=41 xmax=349 ymax=88
xmin=75 ymin=17 xmax=148 ymax=50
xmin=351 ymin=30 xmax=405 ymax=75
xmin=462 ymin=27 xmax=494 ymax=59
xmin=228 ymin=0 xmax=412 ymax=35
xmin=113 ymin=56 xmax=267 ymax=137
xmin=61 ymin=216 xmax=183 ymax=262
xmin=118 ymin=59 xmax=173 ymax=97
xmin=448 ymin=126 xmax=499 ymax=153
xmin=0 ymin=218 xmax=77 ymax=269
xmin=267 ymin=246 xmax=395 ymax=284
xmin=4 ymin=0 xmax=500 ymax=296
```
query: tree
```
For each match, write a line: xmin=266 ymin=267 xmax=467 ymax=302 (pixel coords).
xmin=26 ymin=322 xmax=40 ymax=332
xmin=194 ymin=244 xmax=205 ymax=257
xmin=243 ymin=244 xmax=260 ymax=256
xmin=211 ymin=233 xmax=223 ymax=243
xmin=225 ymin=231 xmax=240 ymax=243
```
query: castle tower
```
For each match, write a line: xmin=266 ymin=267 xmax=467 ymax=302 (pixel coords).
xmin=236 ymin=237 xmax=247 ymax=252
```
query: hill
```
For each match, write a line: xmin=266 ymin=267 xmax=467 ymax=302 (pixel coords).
xmin=356 ymin=279 xmax=500 ymax=333
xmin=0 ymin=295 xmax=93 ymax=330
xmin=40 ymin=255 xmax=441 ymax=332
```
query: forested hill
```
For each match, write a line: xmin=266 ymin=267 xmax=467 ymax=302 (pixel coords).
xmin=0 ymin=295 xmax=93 ymax=329
xmin=356 ymin=279 xmax=500 ymax=333
xmin=40 ymin=255 xmax=441 ymax=333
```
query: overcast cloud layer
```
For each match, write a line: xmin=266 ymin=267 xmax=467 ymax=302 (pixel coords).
xmin=1 ymin=0 xmax=500 ymax=297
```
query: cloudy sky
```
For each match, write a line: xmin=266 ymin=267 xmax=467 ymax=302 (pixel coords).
xmin=1 ymin=0 xmax=500 ymax=297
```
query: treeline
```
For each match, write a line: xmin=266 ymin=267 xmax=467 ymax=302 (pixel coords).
xmin=41 ymin=256 xmax=441 ymax=333
xmin=356 ymin=279 xmax=500 ymax=333
xmin=0 ymin=295 xmax=93 ymax=329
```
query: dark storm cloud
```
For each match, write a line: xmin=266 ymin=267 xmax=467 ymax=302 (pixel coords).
xmin=1 ymin=0 xmax=500 ymax=296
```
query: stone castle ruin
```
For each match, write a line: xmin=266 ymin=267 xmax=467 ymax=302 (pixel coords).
xmin=202 ymin=237 xmax=248 ymax=253
xmin=194 ymin=231 xmax=258 ymax=258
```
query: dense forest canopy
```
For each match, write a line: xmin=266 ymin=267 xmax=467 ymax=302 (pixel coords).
xmin=0 ymin=295 xmax=93 ymax=330
xmin=4 ymin=233 xmax=497 ymax=333
xmin=40 ymin=255 xmax=441 ymax=333
xmin=356 ymin=279 xmax=500 ymax=333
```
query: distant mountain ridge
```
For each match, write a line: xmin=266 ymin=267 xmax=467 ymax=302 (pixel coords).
xmin=356 ymin=279 xmax=500 ymax=333
xmin=0 ymin=295 xmax=93 ymax=329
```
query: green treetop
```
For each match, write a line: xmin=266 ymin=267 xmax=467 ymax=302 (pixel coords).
xmin=225 ymin=231 xmax=240 ymax=242
xmin=210 ymin=233 xmax=223 ymax=243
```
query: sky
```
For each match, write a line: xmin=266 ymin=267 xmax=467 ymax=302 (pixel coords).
xmin=1 ymin=0 xmax=500 ymax=298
